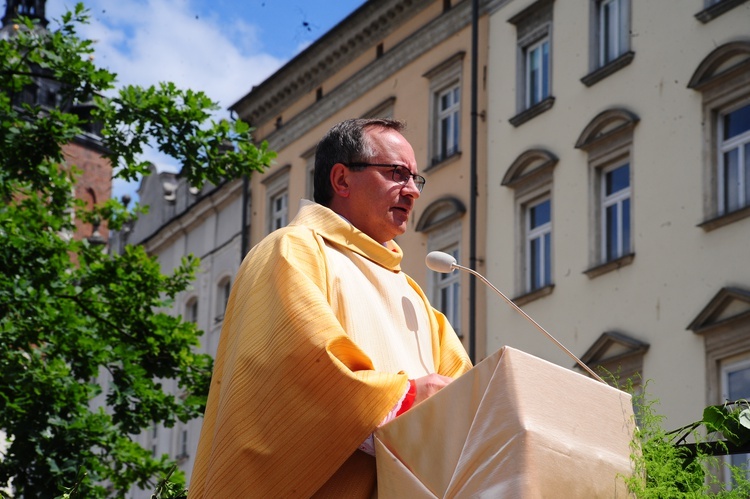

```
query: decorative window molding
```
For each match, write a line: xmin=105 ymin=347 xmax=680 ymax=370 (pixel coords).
xmin=361 ymin=96 xmax=396 ymax=119
xmin=581 ymin=51 xmax=634 ymax=87
xmin=577 ymin=331 xmax=650 ymax=386
xmin=423 ymin=52 xmax=465 ymax=168
xmin=501 ymin=148 xmax=558 ymax=191
xmin=695 ymin=0 xmax=749 ymax=23
xmin=502 ymin=149 xmax=558 ymax=300
xmin=576 ymin=108 xmax=639 ymax=275
xmin=688 ymin=41 xmax=750 ymax=230
xmin=415 ymin=196 xmax=466 ymax=233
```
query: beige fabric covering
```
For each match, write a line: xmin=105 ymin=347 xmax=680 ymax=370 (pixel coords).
xmin=375 ymin=346 xmax=636 ymax=498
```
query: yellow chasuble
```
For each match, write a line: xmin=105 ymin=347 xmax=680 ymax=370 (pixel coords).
xmin=189 ymin=201 xmax=472 ymax=498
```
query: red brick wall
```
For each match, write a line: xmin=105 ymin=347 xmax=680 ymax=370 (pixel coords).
xmin=62 ymin=142 xmax=113 ymax=243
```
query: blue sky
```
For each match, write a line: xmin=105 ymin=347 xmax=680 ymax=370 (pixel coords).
xmin=39 ymin=0 xmax=367 ymax=200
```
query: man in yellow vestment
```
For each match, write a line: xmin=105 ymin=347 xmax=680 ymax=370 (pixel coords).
xmin=188 ymin=118 xmax=472 ymax=498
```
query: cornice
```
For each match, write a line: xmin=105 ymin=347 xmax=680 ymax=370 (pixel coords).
xmin=230 ymin=0 xmax=434 ymax=125
xmin=141 ymin=178 xmax=243 ymax=255
xmin=258 ymin=0 xmax=484 ymax=151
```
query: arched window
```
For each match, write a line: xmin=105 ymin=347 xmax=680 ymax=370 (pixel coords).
xmin=688 ymin=41 xmax=750 ymax=230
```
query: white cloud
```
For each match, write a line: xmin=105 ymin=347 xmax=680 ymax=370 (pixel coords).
xmin=47 ymin=0 xmax=286 ymax=201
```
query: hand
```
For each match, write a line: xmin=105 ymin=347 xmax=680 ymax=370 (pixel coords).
xmin=413 ymin=373 xmax=454 ymax=405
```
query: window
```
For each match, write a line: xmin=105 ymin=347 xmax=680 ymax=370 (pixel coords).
xmin=270 ymin=190 xmax=288 ymax=231
xmin=262 ymin=165 xmax=291 ymax=234
xmin=582 ymin=0 xmax=633 ymax=86
xmin=416 ymin=199 xmax=466 ymax=337
xmin=178 ymin=427 xmax=189 ymax=459
xmin=301 ymin=146 xmax=317 ymax=202
xmin=151 ymin=424 xmax=159 ymax=457
xmin=576 ymin=108 xmax=639 ymax=277
xmin=186 ymin=297 xmax=198 ymax=324
xmin=690 ymin=287 xmax=750 ymax=489
xmin=435 ymin=244 xmax=461 ymax=334
xmin=688 ymin=41 xmax=750 ymax=230
xmin=722 ymin=358 xmax=750 ymax=481
xmin=508 ymin=0 xmax=555 ymax=126
xmin=437 ymin=85 xmax=461 ymax=161
xmin=597 ymin=0 xmax=629 ymax=67
xmin=601 ymin=163 xmax=631 ymax=262
xmin=215 ymin=278 xmax=231 ymax=322
xmin=718 ymin=103 xmax=750 ymax=216
xmin=423 ymin=52 xmax=464 ymax=167
xmin=526 ymin=198 xmax=552 ymax=291
xmin=525 ymin=38 xmax=550 ymax=108
xmin=501 ymin=149 xmax=557 ymax=301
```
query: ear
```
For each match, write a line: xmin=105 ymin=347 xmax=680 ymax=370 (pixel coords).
xmin=329 ymin=163 xmax=351 ymax=198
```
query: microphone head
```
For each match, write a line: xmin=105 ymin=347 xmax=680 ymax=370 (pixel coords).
xmin=425 ymin=251 xmax=457 ymax=273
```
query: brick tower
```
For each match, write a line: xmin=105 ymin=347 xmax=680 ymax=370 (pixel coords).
xmin=2 ymin=0 xmax=112 ymax=246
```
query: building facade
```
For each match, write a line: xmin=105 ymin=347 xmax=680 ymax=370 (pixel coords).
xmin=120 ymin=0 xmax=493 ymax=491
xmin=485 ymin=0 xmax=750 ymax=480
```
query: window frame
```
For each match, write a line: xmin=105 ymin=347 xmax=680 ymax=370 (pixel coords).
xmin=720 ymin=356 xmax=750 ymax=482
xmin=575 ymin=108 xmax=639 ymax=278
xmin=501 ymin=148 xmax=558 ymax=303
xmin=262 ymin=164 xmax=292 ymax=235
xmin=600 ymin=162 xmax=632 ymax=263
xmin=423 ymin=52 xmax=465 ymax=169
xmin=525 ymin=36 xmax=550 ymax=108
xmin=300 ymin=145 xmax=317 ymax=202
xmin=433 ymin=242 xmax=462 ymax=337
xmin=717 ymin=102 xmax=750 ymax=216
xmin=597 ymin=0 xmax=630 ymax=67
xmin=525 ymin=196 xmax=552 ymax=292
xmin=215 ymin=276 xmax=231 ymax=323
xmin=185 ymin=296 xmax=199 ymax=324
xmin=422 ymin=217 xmax=464 ymax=338
xmin=508 ymin=0 xmax=555 ymax=126
xmin=436 ymin=84 xmax=461 ymax=162
xmin=688 ymin=42 xmax=750 ymax=231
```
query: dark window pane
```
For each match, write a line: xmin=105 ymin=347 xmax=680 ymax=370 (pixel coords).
xmin=606 ymin=164 xmax=630 ymax=195
xmin=724 ymin=103 xmax=750 ymax=141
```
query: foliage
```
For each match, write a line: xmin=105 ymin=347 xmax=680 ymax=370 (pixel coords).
xmin=625 ymin=381 xmax=750 ymax=498
xmin=0 ymin=4 xmax=274 ymax=497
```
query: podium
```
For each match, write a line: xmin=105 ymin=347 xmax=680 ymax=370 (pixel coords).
xmin=374 ymin=346 xmax=636 ymax=498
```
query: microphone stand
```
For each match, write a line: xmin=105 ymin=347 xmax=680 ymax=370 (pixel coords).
xmin=433 ymin=254 xmax=606 ymax=384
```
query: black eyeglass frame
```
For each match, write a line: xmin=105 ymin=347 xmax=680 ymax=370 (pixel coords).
xmin=344 ymin=162 xmax=426 ymax=192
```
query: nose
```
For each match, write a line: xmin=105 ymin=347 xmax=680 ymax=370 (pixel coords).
xmin=401 ymin=176 xmax=421 ymax=198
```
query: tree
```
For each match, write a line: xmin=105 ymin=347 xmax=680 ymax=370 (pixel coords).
xmin=0 ymin=4 xmax=274 ymax=497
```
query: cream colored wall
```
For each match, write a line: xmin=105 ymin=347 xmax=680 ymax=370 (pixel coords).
xmin=486 ymin=0 xmax=750 ymax=430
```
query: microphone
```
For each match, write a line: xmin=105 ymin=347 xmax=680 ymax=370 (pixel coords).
xmin=425 ymin=251 xmax=606 ymax=384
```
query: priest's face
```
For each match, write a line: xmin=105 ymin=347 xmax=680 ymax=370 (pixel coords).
xmin=345 ymin=127 xmax=421 ymax=244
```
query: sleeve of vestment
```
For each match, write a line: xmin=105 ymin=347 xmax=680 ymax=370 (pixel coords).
xmin=188 ymin=226 xmax=409 ymax=498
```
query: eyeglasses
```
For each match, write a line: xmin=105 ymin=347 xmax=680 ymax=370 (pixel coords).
xmin=345 ymin=163 xmax=426 ymax=193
